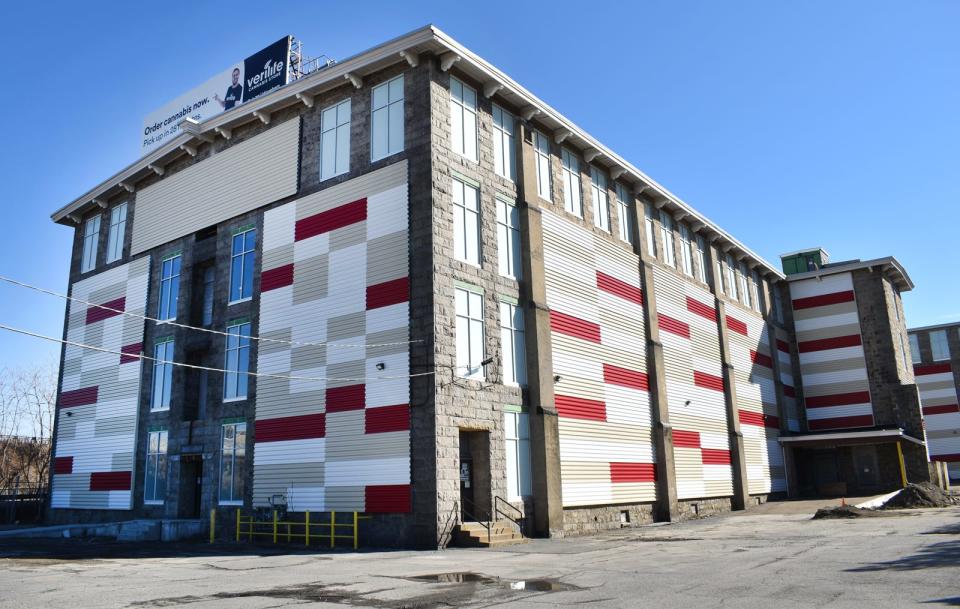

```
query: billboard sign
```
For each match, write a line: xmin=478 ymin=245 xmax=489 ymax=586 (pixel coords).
xmin=141 ymin=36 xmax=292 ymax=155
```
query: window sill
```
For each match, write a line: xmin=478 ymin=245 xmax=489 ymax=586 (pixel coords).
xmin=144 ymin=500 xmax=164 ymax=506
xmin=150 ymin=407 xmax=170 ymax=413
xmin=371 ymin=150 xmax=404 ymax=164
xmin=219 ymin=500 xmax=243 ymax=506
xmin=228 ymin=297 xmax=252 ymax=306
xmin=320 ymin=169 xmax=349 ymax=182
xmin=223 ymin=397 xmax=248 ymax=403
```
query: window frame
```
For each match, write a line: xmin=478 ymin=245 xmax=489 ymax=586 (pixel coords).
xmin=695 ymin=233 xmax=708 ymax=284
xmin=659 ymin=210 xmax=676 ymax=267
xmin=909 ymin=333 xmax=921 ymax=364
xmin=560 ymin=148 xmax=583 ymax=217
xmin=491 ymin=104 xmax=516 ymax=181
xmin=151 ymin=339 xmax=174 ymax=412
xmin=590 ymin=166 xmax=610 ymax=231
xmin=739 ymin=261 xmax=752 ymax=307
xmin=930 ymin=329 xmax=951 ymax=361
xmin=223 ymin=321 xmax=252 ymax=402
xmin=679 ymin=223 xmax=694 ymax=277
xmin=157 ymin=254 xmax=181 ymax=322
xmin=449 ymin=76 xmax=479 ymax=162
xmin=228 ymin=227 xmax=257 ymax=305
xmin=533 ymin=130 xmax=552 ymax=201
xmin=499 ymin=300 xmax=527 ymax=387
xmin=143 ymin=429 xmax=168 ymax=505
xmin=80 ymin=215 xmax=101 ymax=273
xmin=320 ymin=98 xmax=351 ymax=180
xmin=105 ymin=203 xmax=127 ymax=264
xmin=452 ymin=177 xmax=481 ymax=266
xmin=371 ymin=75 xmax=405 ymax=162
xmin=455 ymin=286 xmax=486 ymax=380
xmin=219 ymin=421 xmax=247 ymax=506
xmin=504 ymin=410 xmax=533 ymax=500
xmin=496 ymin=197 xmax=522 ymax=280
xmin=615 ymin=183 xmax=634 ymax=245
xmin=726 ymin=255 xmax=739 ymax=300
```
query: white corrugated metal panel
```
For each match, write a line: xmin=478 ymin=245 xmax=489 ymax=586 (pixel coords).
xmin=51 ymin=257 xmax=150 ymax=510
xmin=252 ymin=161 xmax=411 ymax=513
xmin=914 ymin=363 xmax=960 ymax=462
xmin=652 ymin=266 xmax=733 ymax=499
xmin=542 ymin=210 xmax=656 ymax=507
xmin=131 ymin=118 xmax=301 ymax=255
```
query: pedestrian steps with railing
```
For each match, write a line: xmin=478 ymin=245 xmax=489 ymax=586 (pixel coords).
xmin=452 ymin=519 xmax=527 ymax=548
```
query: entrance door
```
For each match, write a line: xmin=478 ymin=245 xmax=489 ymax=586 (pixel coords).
xmin=179 ymin=456 xmax=203 ymax=518
xmin=853 ymin=445 xmax=880 ymax=488
xmin=458 ymin=430 xmax=491 ymax=521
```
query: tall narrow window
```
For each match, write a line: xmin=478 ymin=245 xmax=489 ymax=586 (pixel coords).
xmin=320 ymin=98 xmax=351 ymax=180
xmin=659 ymin=211 xmax=675 ymax=267
xmin=497 ymin=198 xmax=522 ymax=279
xmin=773 ymin=283 xmax=784 ymax=323
xmin=144 ymin=429 xmax=168 ymax=504
xmin=452 ymin=177 xmax=481 ymax=266
xmin=492 ymin=104 xmax=516 ymax=181
xmin=931 ymin=330 xmax=951 ymax=361
xmin=533 ymin=130 xmax=552 ymax=200
xmin=201 ymin=266 xmax=215 ymax=327
xmin=219 ymin=421 xmax=246 ymax=505
xmin=751 ymin=270 xmax=763 ymax=312
xmin=909 ymin=334 xmax=921 ymax=364
xmin=151 ymin=339 xmax=174 ymax=411
xmin=644 ymin=204 xmax=658 ymax=257
xmin=229 ymin=228 xmax=256 ymax=303
xmin=81 ymin=215 xmax=101 ymax=273
xmin=590 ymin=167 xmax=610 ymax=231
xmin=499 ymin=301 xmax=526 ymax=386
xmin=504 ymin=411 xmax=532 ymax=500
xmin=455 ymin=287 xmax=485 ymax=379
xmin=740 ymin=262 xmax=752 ymax=307
xmin=450 ymin=77 xmax=478 ymax=162
xmin=695 ymin=233 xmax=708 ymax=283
xmin=105 ymin=203 xmax=127 ymax=263
xmin=561 ymin=149 xmax=582 ymax=217
xmin=371 ymin=75 xmax=404 ymax=161
xmin=679 ymin=224 xmax=694 ymax=277
xmin=224 ymin=322 xmax=251 ymax=401
xmin=157 ymin=254 xmax=181 ymax=321
xmin=726 ymin=255 xmax=739 ymax=300
xmin=615 ymin=183 xmax=634 ymax=245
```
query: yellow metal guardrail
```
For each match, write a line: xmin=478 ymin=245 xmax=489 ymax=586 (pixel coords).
xmin=216 ymin=509 xmax=370 ymax=549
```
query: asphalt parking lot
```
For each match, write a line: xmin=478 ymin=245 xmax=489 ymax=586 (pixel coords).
xmin=1 ymin=502 xmax=958 ymax=609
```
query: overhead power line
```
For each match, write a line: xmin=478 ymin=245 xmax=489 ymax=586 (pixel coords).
xmin=0 ymin=322 xmax=439 ymax=383
xmin=0 ymin=274 xmax=421 ymax=349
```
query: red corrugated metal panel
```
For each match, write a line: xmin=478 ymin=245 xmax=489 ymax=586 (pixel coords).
xmin=261 ymin=263 xmax=294 ymax=292
xmin=53 ymin=457 xmax=73 ymax=474
xmin=798 ymin=334 xmax=862 ymax=353
xmin=556 ymin=395 xmax=607 ymax=421
xmin=257 ymin=413 xmax=326 ymax=442
xmin=915 ymin=363 xmax=953 ymax=376
xmin=365 ymin=405 xmax=410 ymax=434
xmin=792 ymin=290 xmax=855 ymax=310
xmin=119 ymin=343 xmax=142 ymax=365
xmin=550 ymin=310 xmax=602 ymax=343
xmin=596 ymin=271 xmax=644 ymax=305
xmin=366 ymin=277 xmax=409 ymax=310
xmin=59 ymin=386 xmax=99 ymax=408
xmin=365 ymin=484 xmax=411 ymax=513
xmin=85 ymin=297 xmax=125 ymax=325
xmin=609 ymin=462 xmax=657 ymax=483
xmin=89 ymin=471 xmax=131 ymax=491
xmin=602 ymin=363 xmax=649 ymax=391
xmin=295 ymin=198 xmax=367 ymax=241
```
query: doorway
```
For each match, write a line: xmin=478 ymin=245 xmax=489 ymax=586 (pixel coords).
xmin=179 ymin=455 xmax=203 ymax=518
xmin=458 ymin=430 xmax=491 ymax=521
xmin=853 ymin=445 xmax=880 ymax=489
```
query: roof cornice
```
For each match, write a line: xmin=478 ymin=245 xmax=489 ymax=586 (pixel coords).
xmin=783 ymin=256 xmax=914 ymax=291
xmin=50 ymin=24 xmax=784 ymax=278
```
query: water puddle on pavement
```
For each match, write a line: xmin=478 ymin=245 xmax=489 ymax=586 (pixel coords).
xmin=405 ymin=572 xmax=580 ymax=592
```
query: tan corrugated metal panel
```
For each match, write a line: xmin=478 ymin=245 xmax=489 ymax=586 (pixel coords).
xmin=131 ymin=118 xmax=300 ymax=255
xmin=542 ymin=210 xmax=655 ymax=507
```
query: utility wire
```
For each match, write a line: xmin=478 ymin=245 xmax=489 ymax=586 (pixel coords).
xmin=0 ymin=322 xmax=438 ymax=383
xmin=0 ymin=274 xmax=421 ymax=349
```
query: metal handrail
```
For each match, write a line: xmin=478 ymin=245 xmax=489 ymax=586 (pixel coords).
xmin=461 ymin=500 xmax=492 ymax=541
xmin=493 ymin=496 xmax=524 ymax=534
xmin=438 ymin=500 xmax=459 ymax=550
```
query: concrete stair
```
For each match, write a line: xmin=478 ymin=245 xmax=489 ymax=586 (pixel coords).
xmin=453 ymin=520 xmax=526 ymax=548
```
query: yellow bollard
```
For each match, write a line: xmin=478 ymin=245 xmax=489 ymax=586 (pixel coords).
xmin=353 ymin=512 xmax=358 ymax=550
xmin=273 ymin=510 xmax=278 ymax=544
xmin=305 ymin=511 xmax=310 ymax=547
xmin=209 ymin=509 xmax=216 ymax=544
xmin=330 ymin=511 xmax=336 ymax=548
xmin=897 ymin=441 xmax=908 ymax=488
xmin=235 ymin=508 xmax=240 ymax=542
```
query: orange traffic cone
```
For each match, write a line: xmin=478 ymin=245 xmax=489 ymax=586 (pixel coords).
xmin=840 ymin=497 xmax=846 ymax=507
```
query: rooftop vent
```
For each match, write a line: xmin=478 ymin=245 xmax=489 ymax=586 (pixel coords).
xmin=780 ymin=247 xmax=830 ymax=275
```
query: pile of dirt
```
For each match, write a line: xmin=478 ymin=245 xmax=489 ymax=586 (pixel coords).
xmin=812 ymin=506 xmax=888 ymax=519
xmin=881 ymin=483 xmax=957 ymax=510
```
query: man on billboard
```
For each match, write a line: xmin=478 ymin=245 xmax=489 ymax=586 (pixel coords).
xmin=214 ymin=67 xmax=244 ymax=110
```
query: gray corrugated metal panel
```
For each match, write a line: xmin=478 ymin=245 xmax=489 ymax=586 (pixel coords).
xmin=799 ymin=355 xmax=871 ymax=375
xmin=294 ymin=160 xmax=407 ymax=220
xmin=791 ymin=300 xmax=858 ymax=321
xmin=131 ymin=118 xmax=300 ymax=255
xmin=800 ymin=379 xmax=870 ymax=398
xmin=795 ymin=323 xmax=863 ymax=343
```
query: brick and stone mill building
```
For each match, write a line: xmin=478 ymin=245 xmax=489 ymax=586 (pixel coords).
xmin=46 ymin=25 xmax=949 ymax=548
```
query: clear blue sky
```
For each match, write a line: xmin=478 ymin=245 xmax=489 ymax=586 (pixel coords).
xmin=0 ymin=1 xmax=957 ymax=371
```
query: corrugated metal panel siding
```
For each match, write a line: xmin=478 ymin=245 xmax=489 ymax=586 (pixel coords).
xmin=652 ymin=267 xmax=733 ymax=500
xmin=542 ymin=210 xmax=656 ymax=507
xmin=253 ymin=160 xmax=411 ymax=513
xmin=789 ymin=273 xmax=874 ymax=431
xmin=131 ymin=118 xmax=301 ymax=255
xmin=726 ymin=309 xmax=785 ymax=494
xmin=775 ymin=326 xmax=801 ymax=432
xmin=51 ymin=257 xmax=150 ymax=510
xmin=914 ymin=363 xmax=960 ymax=463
